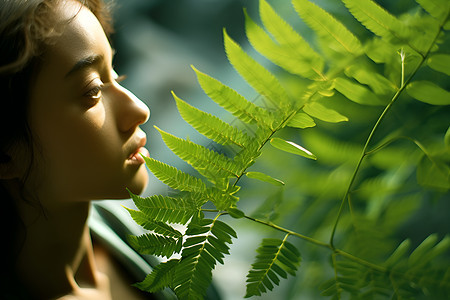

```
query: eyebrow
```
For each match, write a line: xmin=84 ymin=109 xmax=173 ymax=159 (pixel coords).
xmin=64 ymin=49 xmax=116 ymax=78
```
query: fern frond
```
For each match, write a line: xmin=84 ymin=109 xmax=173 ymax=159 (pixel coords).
xmin=203 ymin=186 xmax=239 ymax=210
xmin=416 ymin=0 xmax=450 ymax=23
xmin=173 ymin=218 xmax=236 ymax=299
xmin=172 ymin=91 xmax=252 ymax=148
xmin=244 ymin=1 xmax=324 ymax=80
xmin=134 ymin=259 xmax=179 ymax=293
xmin=224 ymin=29 xmax=292 ymax=112
xmin=143 ymin=156 xmax=206 ymax=193
xmin=128 ymin=233 xmax=182 ymax=258
xmin=156 ymin=126 xmax=242 ymax=181
xmin=341 ymin=0 xmax=411 ymax=43
xmin=193 ymin=66 xmax=275 ymax=128
xmin=293 ymin=0 xmax=363 ymax=55
xmin=245 ymin=237 xmax=301 ymax=297
xmin=126 ymin=209 xmax=182 ymax=238
xmin=384 ymin=235 xmax=450 ymax=297
xmin=128 ymin=193 xmax=198 ymax=225
xmin=409 ymin=234 xmax=450 ymax=268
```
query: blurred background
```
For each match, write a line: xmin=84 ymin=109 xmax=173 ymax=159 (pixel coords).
xmin=109 ymin=0 xmax=450 ymax=299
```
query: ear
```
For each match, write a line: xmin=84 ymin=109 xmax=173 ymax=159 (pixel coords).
xmin=0 ymin=154 xmax=21 ymax=179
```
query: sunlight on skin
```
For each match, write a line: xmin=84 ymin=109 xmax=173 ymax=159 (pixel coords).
xmin=11 ymin=0 xmax=150 ymax=298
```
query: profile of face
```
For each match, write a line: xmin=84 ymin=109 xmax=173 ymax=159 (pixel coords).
xmin=23 ymin=0 xmax=150 ymax=204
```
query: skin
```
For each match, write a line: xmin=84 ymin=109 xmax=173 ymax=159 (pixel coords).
xmin=9 ymin=1 xmax=150 ymax=298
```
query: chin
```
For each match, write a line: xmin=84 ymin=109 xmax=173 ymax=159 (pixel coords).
xmin=93 ymin=166 xmax=149 ymax=200
xmin=124 ymin=167 xmax=149 ymax=196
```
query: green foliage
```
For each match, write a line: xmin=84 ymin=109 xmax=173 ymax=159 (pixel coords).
xmin=127 ymin=0 xmax=450 ymax=298
xmin=245 ymin=236 xmax=301 ymax=297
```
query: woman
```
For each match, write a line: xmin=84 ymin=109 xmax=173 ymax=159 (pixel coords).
xmin=0 ymin=0 xmax=152 ymax=298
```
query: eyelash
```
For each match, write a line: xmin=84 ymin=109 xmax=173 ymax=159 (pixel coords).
xmin=84 ymin=74 xmax=127 ymax=100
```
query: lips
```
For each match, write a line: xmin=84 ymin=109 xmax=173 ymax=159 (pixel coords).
xmin=127 ymin=134 xmax=149 ymax=165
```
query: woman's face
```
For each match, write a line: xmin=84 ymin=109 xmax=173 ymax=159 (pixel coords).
xmin=26 ymin=1 xmax=150 ymax=202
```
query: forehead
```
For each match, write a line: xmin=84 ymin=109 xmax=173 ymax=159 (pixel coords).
xmin=42 ymin=0 xmax=112 ymax=75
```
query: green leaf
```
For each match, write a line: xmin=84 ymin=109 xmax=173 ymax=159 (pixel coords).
xmin=173 ymin=218 xmax=235 ymax=299
xmin=193 ymin=66 xmax=274 ymax=128
xmin=128 ymin=192 xmax=198 ymax=224
xmin=201 ymin=185 xmax=240 ymax=210
xmin=134 ymin=259 xmax=179 ymax=292
xmin=143 ymin=156 xmax=206 ymax=193
xmin=341 ymin=0 xmax=411 ymax=42
xmin=303 ymin=101 xmax=348 ymax=123
xmin=406 ymin=80 xmax=450 ymax=105
xmin=173 ymin=91 xmax=251 ymax=148
xmin=244 ymin=0 xmax=324 ymax=80
xmin=385 ymin=239 xmax=411 ymax=267
xmin=445 ymin=126 xmax=450 ymax=149
xmin=224 ymin=28 xmax=292 ymax=111
xmin=155 ymin=126 xmax=242 ymax=181
xmin=126 ymin=209 xmax=182 ymax=238
xmin=212 ymin=220 xmax=238 ymax=240
xmin=293 ymin=0 xmax=363 ymax=55
xmin=344 ymin=64 xmax=395 ymax=95
xmin=227 ymin=207 xmax=246 ymax=219
xmin=286 ymin=112 xmax=316 ymax=129
xmin=427 ymin=54 xmax=450 ymax=76
xmin=128 ymin=233 xmax=181 ymax=257
xmin=245 ymin=238 xmax=301 ymax=297
xmin=364 ymin=37 xmax=397 ymax=64
xmin=246 ymin=171 xmax=285 ymax=186
xmin=415 ymin=0 xmax=450 ymax=22
xmin=335 ymin=77 xmax=384 ymax=106
xmin=408 ymin=234 xmax=439 ymax=266
xmin=270 ymin=137 xmax=317 ymax=160
xmin=417 ymin=152 xmax=450 ymax=190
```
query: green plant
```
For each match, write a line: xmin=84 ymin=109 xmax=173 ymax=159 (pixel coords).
xmin=126 ymin=0 xmax=450 ymax=298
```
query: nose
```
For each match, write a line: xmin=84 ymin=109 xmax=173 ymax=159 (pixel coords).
xmin=113 ymin=85 xmax=150 ymax=133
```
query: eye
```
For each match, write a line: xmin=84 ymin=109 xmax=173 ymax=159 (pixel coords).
xmin=84 ymin=84 xmax=103 ymax=100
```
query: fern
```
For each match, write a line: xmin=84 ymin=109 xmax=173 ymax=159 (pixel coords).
xmin=128 ymin=192 xmax=198 ymax=225
xmin=127 ymin=233 xmax=182 ymax=258
xmin=224 ymin=28 xmax=292 ymax=113
xmin=173 ymin=216 xmax=236 ymax=299
xmin=142 ymin=156 xmax=207 ymax=193
xmin=126 ymin=0 xmax=450 ymax=298
xmin=245 ymin=236 xmax=301 ymax=297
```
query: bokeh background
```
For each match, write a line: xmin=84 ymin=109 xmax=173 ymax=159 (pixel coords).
xmin=109 ymin=0 xmax=450 ymax=299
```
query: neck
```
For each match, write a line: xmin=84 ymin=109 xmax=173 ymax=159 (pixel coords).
xmin=16 ymin=199 xmax=98 ymax=298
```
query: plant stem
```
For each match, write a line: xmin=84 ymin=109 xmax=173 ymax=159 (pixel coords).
xmin=243 ymin=214 xmax=389 ymax=274
xmin=244 ymin=215 xmax=332 ymax=250
xmin=329 ymin=10 xmax=449 ymax=248
xmin=334 ymin=249 xmax=387 ymax=273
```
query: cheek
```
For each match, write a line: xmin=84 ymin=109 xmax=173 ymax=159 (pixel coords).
xmin=32 ymin=102 xmax=124 ymax=195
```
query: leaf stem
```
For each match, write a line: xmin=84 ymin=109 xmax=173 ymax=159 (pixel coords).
xmin=327 ymin=8 xmax=450 ymax=247
xmin=328 ymin=47 xmax=432 ymax=249
xmin=243 ymin=214 xmax=389 ymax=274
xmin=244 ymin=215 xmax=331 ymax=250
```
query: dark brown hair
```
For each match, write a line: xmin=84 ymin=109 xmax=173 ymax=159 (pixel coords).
xmin=0 ymin=0 xmax=113 ymax=295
